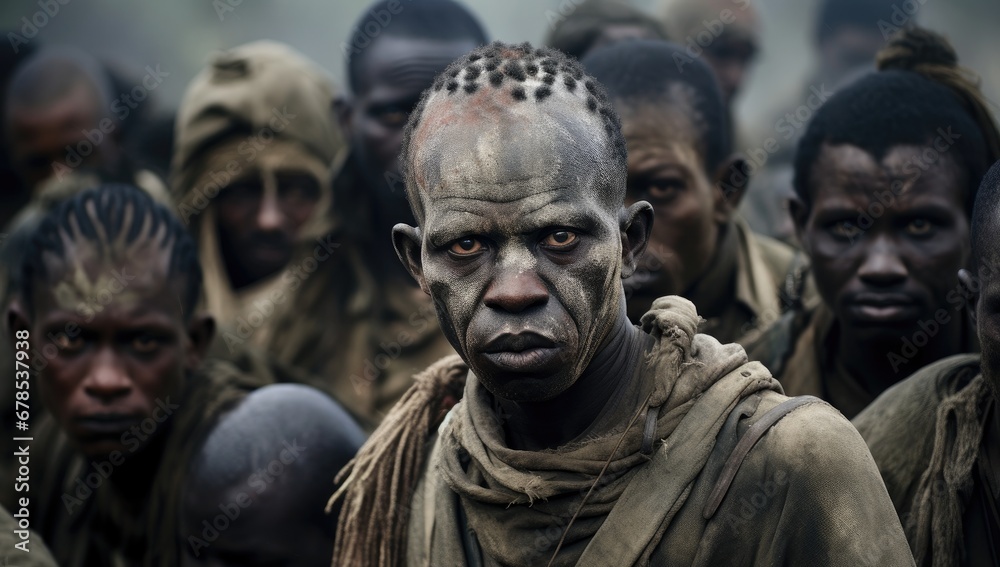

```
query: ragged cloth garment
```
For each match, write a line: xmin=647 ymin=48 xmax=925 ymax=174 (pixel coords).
xmin=30 ymin=360 xmax=264 ymax=567
xmin=630 ymin=217 xmax=815 ymax=347
xmin=331 ymin=296 xmax=914 ymax=566
xmin=855 ymin=354 xmax=999 ymax=567
xmin=747 ymin=302 xmax=978 ymax=419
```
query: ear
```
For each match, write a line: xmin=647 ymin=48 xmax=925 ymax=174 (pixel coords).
xmin=184 ymin=313 xmax=215 ymax=373
xmin=711 ymin=155 xmax=750 ymax=224
xmin=6 ymin=300 xmax=30 ymax=343
xmin=789 ymin=196 xmax=810 ymax=251
xmin=392 ymin=224 xmax=428 ymax=294
xmin=958 ymin=268 xmax=980 ymax=326
xmin=333 ymin=95 xmax=354 ymax=141
xmin=620 ymin=201 xmax=654 ymax=279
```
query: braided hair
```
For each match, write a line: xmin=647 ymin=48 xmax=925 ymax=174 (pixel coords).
xmin=793 ymin=27 xmax=1000 ymax=215
xmin=399 ymin=41 xmax=628 ymax=222
xmin=20 ymin=184 xmax=202 ymax=320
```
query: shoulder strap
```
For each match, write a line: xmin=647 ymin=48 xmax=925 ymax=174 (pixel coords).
xmin=702 ymin=395 xmax=824 ymax=520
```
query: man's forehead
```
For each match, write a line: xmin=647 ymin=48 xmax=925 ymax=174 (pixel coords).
xmin=361 ymin=37 xmax=478 ymax=96
xmin=43 ymin=238 xmax=176 ymax=313
xmin=412 ymin=92 xmax=606 ymax=202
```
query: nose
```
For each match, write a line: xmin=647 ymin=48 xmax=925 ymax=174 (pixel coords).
xmin=857 ymin=236 xmax=908 ymax=287
xmin=84 ymin=347 xmax=132 ymax=403
xmin=484 ymin=269 xmax=549 ymax=314
xmin=256 ymin=191 xmax=284 ymax=232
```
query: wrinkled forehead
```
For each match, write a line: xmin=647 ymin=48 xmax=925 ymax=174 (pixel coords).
xmin=409 ymin=88 xmax=611 ymax=205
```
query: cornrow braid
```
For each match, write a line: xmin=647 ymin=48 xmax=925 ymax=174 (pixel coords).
xmin=400 ymin=41 xmax=627 ymax=222
xmin=20 ymin=184 xmax=202 ymax=320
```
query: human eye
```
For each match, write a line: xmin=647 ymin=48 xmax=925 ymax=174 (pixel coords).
xmin=448 ymin=237 xmax=487 ymax=257
xmin=828 ymin=220 xmax=863 ymax=241
xmin=540 ymin=230 xmax=578 ymax=250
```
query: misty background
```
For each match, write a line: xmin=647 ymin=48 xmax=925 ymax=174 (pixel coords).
xmin=1 ymin=0 xmax=997 ymax=150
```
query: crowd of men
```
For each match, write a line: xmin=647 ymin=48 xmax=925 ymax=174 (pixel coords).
xmin=0 ymin=0 xmax=998 ymax=565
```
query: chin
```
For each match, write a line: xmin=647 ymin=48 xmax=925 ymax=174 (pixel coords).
xmin=476 ymin=371 xmax=575 ymax=404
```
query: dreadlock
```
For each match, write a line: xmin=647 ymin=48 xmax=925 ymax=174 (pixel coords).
xmin=794 ymin=27 xmax=1000 ymax=215
xmin=20 ymin=184 xmax=202 ymax=320
xmin=400 ymin=41 xmax=628 ymax=223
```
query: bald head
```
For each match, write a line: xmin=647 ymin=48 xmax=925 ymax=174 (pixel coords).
xmin=5 ymin=47 xmax=118 ymax=190
xmin=182 ymin=384 xmax=365 ymax=566
xmin=401 ymin=42 xmax=627 ymax=224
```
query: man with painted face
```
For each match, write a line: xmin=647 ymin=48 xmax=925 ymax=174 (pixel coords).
xmin=329 ymin=42 xmax=912 ymax=566
xmin=582 ymin=41 xmax=810 ymax=345
xmin=265 ymin=0 xmax=488 ymax=427
xmin=854 ymin=161 xmax=1000 ymax=566
xmin=11 ymin=185 xmax=362 ymax=566
xmin=746 ymin=28 xmax=1000 ymax=419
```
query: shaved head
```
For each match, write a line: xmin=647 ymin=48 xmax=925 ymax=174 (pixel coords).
xmin=401 ymin=42 xmax=627 ymax=224
xmin=182 ymin=384 xmax=365 ymax=566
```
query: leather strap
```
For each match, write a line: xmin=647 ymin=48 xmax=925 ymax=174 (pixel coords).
xmin=702 ymin=395 xmax=824 ymax=520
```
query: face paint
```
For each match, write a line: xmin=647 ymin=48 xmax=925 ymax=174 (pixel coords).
xmin=46 ymin=203 xmax=174 ymax=315
xmin=33 ymin=232 xmax=190 ymax=459
xmin=407 ymin=86 xmax=626 ymax=402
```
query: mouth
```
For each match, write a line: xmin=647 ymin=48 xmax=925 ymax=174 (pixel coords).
xmin=481 ymin=332 xmax=562 ymax=373
xmin=846 ymin=293 xmax=920 ymax=324
xmin=74 ymin=414 xmax=143 ymax=440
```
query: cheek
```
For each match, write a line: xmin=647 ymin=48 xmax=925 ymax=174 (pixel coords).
xmin=424 ymin=263 xmax=486 ymax=347
xmin=38 ymin=360 xmax=82 ymax=421
xmin=215 ymin=203 xmax=253 ymax=238
xmin=131 ymin=352 xmax=185 ymax=407
xmin=285 ymin=202 xmax=318 ymax=230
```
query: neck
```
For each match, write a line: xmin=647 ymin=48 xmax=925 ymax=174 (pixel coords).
xmin=498 ymin=298 xmax=653 ymax=451
xmin=103 ymin=419 xmax=172 ymax=504
xmin=684 ymin=221 xmax=737 ymax=319
xmin=838 ymin=312 xmax=967 ymax=396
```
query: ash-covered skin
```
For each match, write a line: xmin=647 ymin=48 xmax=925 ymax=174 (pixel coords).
xmin=393 ymin=44 xmax=651 ymax=404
